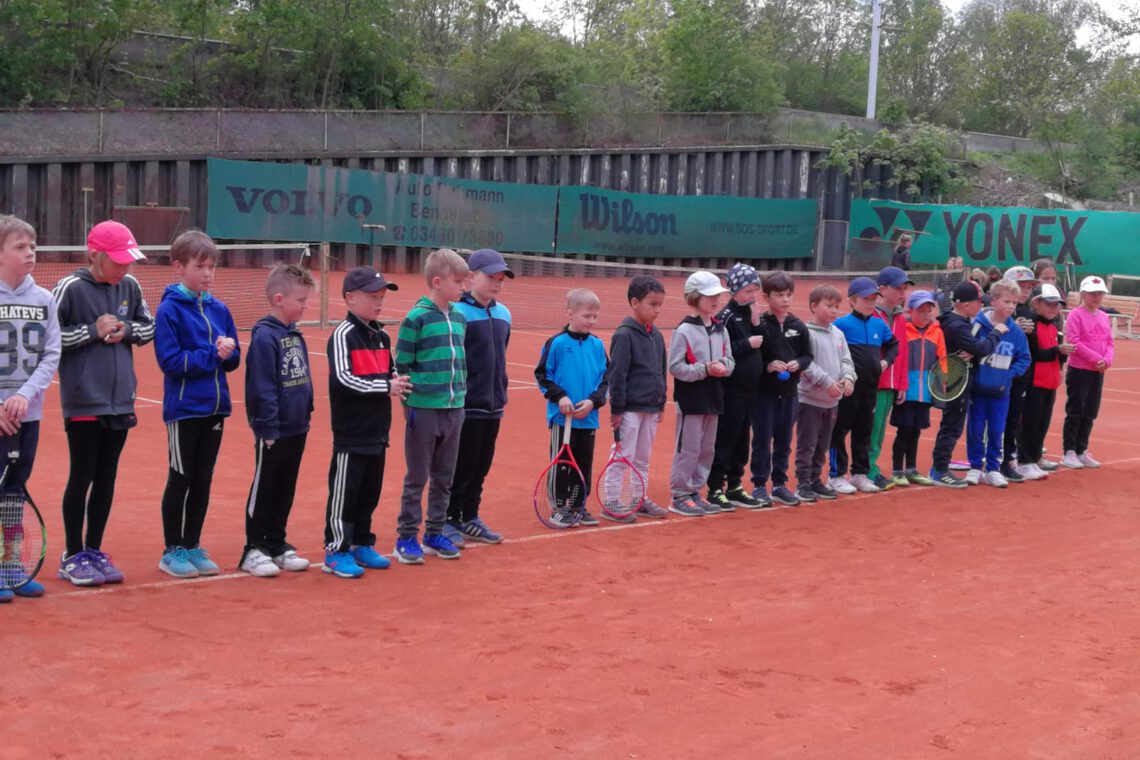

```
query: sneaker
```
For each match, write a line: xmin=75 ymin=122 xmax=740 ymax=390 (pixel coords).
xmin=86 ymin=549 xmax=124 ymax=584
xmin=930 ymin=470 xmax=968 ymax=489
xmin=273 ymin=550 xmax=311 ymax=572
xmin=1077 ymin=452 xmax=1101 ymax=468
xmin=872 ymin=473 xmax=896 ymax=491
xmin=460 ymin=517 xmax=504 ymax=544
xmin=795 ymin=483 xmax=818 ymax=503
xmin=186 ymin=547 xmax=220 ymax=576
xmin=59 ymin=550 xmax=106 ymax=587
xmin=830 ymin=476 xmax=857 ymax=495
xmin=1061 ymin=451 xmax=1084 ymax=469
xmin=771 ymin=486 xmax=802 ymax=506
xmin=322 ymin=551 xmax=365 ymax=578
xmin=577 ymin=509 xmax=600 ymax=527
xmin=441 ymin=522 xmax=467 ymax=548
xmin=965 ymin=469 xmax=983 ymax=486
xmin=601 ymin=508 xmax=636 ymax=523
xmin=240 ymin=548 xmax=281 ymax=578
xmin=949 ymin=459 xmax=971 ymax=471
xmin=668 ymin=495 xmax=704 ymax=517
xmin=1016 ymin=463 xmax=1045 ymax=481
xmin=750 ymin=487 xmax=774 ymax=507
xmin=0 ymin=589 xmax=11 ymax=603
xmin=395 ymin=537 xmax=425 ymax=564
xmin=158 ymin=547 xmax=199 ymax=578
xmin=810 ymin=481 xmax=838 ymax=500
xmin=707 ymin=489 xmax=733 ymax=512
xmin=693 ymin=494 xmax=722 ymax=514
xmin=851 ymin=475 xmax=881 ymax=493
xmin=350 ymin=545 xmax=391 ymax=569
xmin=422 ymin=533 xmax=462 ymax=560
xmin=1028 ymin=463 xmax=1049 ymax=480
xmin=725 ymin=487 xmax=764 ymax=509
xmin=636 ymin=499 xmax=669 ymax=518
xmin=890 ymin=472 xmax=911 ymax=489
xmin=1037 ymin=458 xmax=1059 ymax=472
xmin=905 ymin=471 xmax=937 ymax=487
xmin=3 ymin=567 xmax=45 ymax=597
xmin=1000 ymin=464 xmax=1026 ymax=483
xmin=549 ymin=511 xmax=579 ymax=528
xmin=982 ymin=470 xmax=1009 ymax=488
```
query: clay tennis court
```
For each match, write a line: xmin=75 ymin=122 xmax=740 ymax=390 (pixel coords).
xmin=4 ymin=270 xmax=1139 ymax=758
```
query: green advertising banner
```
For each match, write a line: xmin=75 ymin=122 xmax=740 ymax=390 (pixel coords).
xmin=555 ymin=187 xmax=817 ymax=259
xmin=850 ymin=199 xmax=1140 ymax=274
xmin=206 ymin=157 xmax=556 ymax=251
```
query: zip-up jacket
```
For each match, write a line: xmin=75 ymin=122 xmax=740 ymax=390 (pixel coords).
xmin=1065 ymin=305 xmax=1114 ymax=372
xmin=939 ymin=310 xmax=1002 ymax=360
xmin=669 ymin=315 xmax=735 ymax=415
xmin=0 ymin=274 xmax=60 ymax=422
xmin=1028 ymin=313 xmax=1065 ymax=390
xmin=328 ymin=312 xmax=396 ymax=452
xmin=245 ymin=315 xmax=313 ymax=441
xmin=535 ymin=327 xmax=609 ymax=428
xmin=902 ymin=319 xmax=947 ymax=404
xmin=971 ymin=311 xmax=1031 ymax=398
xmin=874 ymin=304 xmax=908 ymax=393
xmin=834 ymin=310 xmax=898 ymax=395
xmin=799 ymin=321 xmax=855 ymax=409
xmin=53 ymin=268 xmax=153 ymax=418
xmin=452 ymin=292 xmax=510 ymax=419
xmin=395 ymin=296 xmax=467 ymax=409
xmin=716 ymin=299 xmax=764 ymax=397
xmin=757 ymin=312 xmax=812 ymax=398
xmin=1011 ymin=303 xmax=1036 ymax=385
xmin=154 ymin=284 xmax=240 ymax=423
xmin=608 ymin=316 xmax=667 ymax=415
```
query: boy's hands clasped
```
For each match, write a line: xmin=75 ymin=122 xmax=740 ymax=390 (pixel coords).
xmin=96 ymin=313 xmax=126 ymax=344
xmin=215 ymin=335 xmax=237 ymax=360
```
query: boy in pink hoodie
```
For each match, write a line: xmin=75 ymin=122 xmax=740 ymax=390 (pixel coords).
xmin=1061 ymin=276 xmax=1115 ymax=469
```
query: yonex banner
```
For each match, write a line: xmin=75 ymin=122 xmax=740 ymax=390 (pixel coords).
xmin=555 ymin=186 xmax=817 ymax=259
xmin=850 ymin=198 xmax=1140 ymax=274
xmin=206 ymin=157 xmax=556 ymax=251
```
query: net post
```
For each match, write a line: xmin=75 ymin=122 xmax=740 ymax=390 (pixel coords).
xmin=319 ymin=242 xmax=330 ymax=330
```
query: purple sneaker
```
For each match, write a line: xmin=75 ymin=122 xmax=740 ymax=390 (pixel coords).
xmin=86 ymin=549 xmax=124 ymax=584
xmin=58 ymin=550 xmax=106 ymax=587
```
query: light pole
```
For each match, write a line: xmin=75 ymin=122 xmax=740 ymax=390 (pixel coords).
xmin=866 ymin=0 xmax=881 ymax=119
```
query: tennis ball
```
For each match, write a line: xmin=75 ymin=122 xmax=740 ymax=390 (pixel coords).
xmin=777 ymin=370 xmax=791 ymax=381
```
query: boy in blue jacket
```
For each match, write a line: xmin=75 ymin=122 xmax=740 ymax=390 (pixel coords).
xmin=154 ymin=230 xmax=240 ymax=578
xmin=240 ymin=264 xmax=316 ymax=578
xmin=965 ymin=280 xmax=1031 ymax=488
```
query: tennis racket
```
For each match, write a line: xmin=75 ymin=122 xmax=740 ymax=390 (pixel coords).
xmin=0 ymin=488 xmax=46 ymax=591
xmin=928 ymin=353 xmax=971 ymax=402
xmin=596 ymin=428 xmax=646 ymax=520
xmin=534 ymin=415 xmax=588 ymax=529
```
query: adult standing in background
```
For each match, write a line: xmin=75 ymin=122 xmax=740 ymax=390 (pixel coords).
xmin=891 ymin=234 xmax=912 ymax=270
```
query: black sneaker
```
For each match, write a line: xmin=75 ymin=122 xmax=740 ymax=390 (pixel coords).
xmin=795 ymin=483 xmax=818 ymax=503
xmin=577 ymin=509 xmax=600 ymax=526
xmin=770 ymin=485 xmax=802 ymax=506
xmin=872 ymin=473 xmax=895 ymax=491
xmin=1000 ymin=464 xmax=1026 ymax=483
xmin=811 ymin=481 xmax=838 ymax=500
xmin=930 ymin=469 xmax=968 ymax=489
xmin=707 ymin=489 xmax=735 ymax=512
xmin=725 ymin=487 xmax=765 ymax=509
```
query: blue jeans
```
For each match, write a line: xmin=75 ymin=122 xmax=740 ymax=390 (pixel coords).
xmin=751 ymin=395 xmax=797 ymax=489
xmin=967 ymin=394 xmax=1010 ymax=472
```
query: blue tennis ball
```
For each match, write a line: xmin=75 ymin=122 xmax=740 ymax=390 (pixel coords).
xmin=777 ymin=370 xmax=791 ymax=381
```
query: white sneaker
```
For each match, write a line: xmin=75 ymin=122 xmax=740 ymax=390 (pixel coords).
xmin=982 ymin=470 xmax=1009 ymax=488
xmin=1037 ymin=458 xmax=1059 ymax=472
xmin=273 ymin=550 xmax=310 ymax=572
xmin=851 ymin=474 xmax=880 ymax=493
xmin=241 ymin=548 xmax=281 ymax=578
xmin=831 ymin=476 xmax=857 ymax=495
xmin=1017 ymin=463 xmax=1046 ymax=481
xmin=965 ymin=469 xmax=983 ymax=486
xmin=1077 ymin=452 xmax=1101 ymax=468
xmin=1061 ymin=451 xmax=1084 ymax=469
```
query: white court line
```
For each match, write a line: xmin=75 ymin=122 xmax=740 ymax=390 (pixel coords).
xmin=44 ymin=454 xmax=1140 ymax=601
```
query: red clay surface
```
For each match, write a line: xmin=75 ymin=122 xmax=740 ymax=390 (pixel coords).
xmin=4 ymin=271 xmax=1140 ymax=758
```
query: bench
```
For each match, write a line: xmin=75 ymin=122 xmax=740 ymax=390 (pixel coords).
xmin=1065 ymin=291 xmax=1140 ymax=339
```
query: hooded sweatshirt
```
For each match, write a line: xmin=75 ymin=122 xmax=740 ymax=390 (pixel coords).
xmin=1027 ymin=311 xmax=1066 ymax=390
xmin=798 ymin=320 xmax=856 ymax=409
xmin=669 ymin=315 xmax=735 ymax=415
xmin=608 ymin=316 xmax=667 ymax=415
xmin=395 ymin=296 xmax=467 ymax=409
xmin=452 ymin=291 xmax=510 ymax=419
xmin=971 ymin=310 xmax=1031 ymax=398
xmin=902 ymin=319 xmax=947 ymax=404
xmin=1065 ymin=305 xmax=1114 ymax=372
xmin=874 ymin=303 xmax=908 ymax=393
xmin=0 ymin=274 xmax=60 ymax=422
xmin=245 ymin=315 xmax=313 ymax=441
xmin=716 ymin=298 xmax=764 ymax=397
xmin=757 ymin=311 xmax=813 ymax=398
xmin=834 ymin=309 xmax=899 ymax=395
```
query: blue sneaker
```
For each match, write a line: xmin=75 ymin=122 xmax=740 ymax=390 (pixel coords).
xmin=395 ymin=537 xmax=425 ymax=565
xmin=86 ymin=549 xmax=124 ymax=584
xmin=441 ymin=522 xmax=466 ymax=548
xmin=0 ymin=589 xmax=12 ymax=603
xmin=14 ymin=577 xmax=45 ymax=597
xmin=59 ymin=550 xmax=106 ymax=586
xmin=159 ymin=547 xmax=199 ymax=578
xmin=750 ymin=487 xmax=774 ymax=508
xmin=186 ymin=547 xmax=220 ymax=576
xmin=460 ymin=517 xmax=504 ymax=544
xmin=2 ymin=564 xmax=46 ymax=596
xmin=422 ymin=532 xmax=461 ymax=559
xmin=349 ymin=545 xmax=391 ymax=570
xmin=322 ymin=551 xmax=365 ymax=578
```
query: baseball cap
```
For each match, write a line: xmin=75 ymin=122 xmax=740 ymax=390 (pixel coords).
xmin=952 ymin=281 xmax=981 ymax=303
xmin=87 ymin=221 xmax=146 ymax=265
xmin=684 ymin=271 xmax=729 ymax=297
xmin=1031 ymin=283 xmax=1064 ymax=304
xmin=725 ymin=263 xmax=761 ymax=294
xmin=1079 ymin=275 xmax=1109 ymax=294
xmin=906 ymin=290 xmax=938 ymax=310
xmin=848 ymin=277 xmax=878 ymax=298
xmin=343 ymin=266 xmax=398 ymax=295
xmin=877 ymin=266 xmax=915 ymax=288
xmin=1003 ymin=265 xmax=1037 ymax=283
xmin=467 ymin=248 xmax=514 ymax=279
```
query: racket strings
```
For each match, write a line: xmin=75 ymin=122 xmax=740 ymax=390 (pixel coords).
xmin=599 ymin=459 xmax=645 ymax=515
xmin=0 ymin=494 xmax=38 ymax=578
xmin=545 ymin=461 xmax=586 ymax=516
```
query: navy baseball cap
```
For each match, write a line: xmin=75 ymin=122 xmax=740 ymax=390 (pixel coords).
xmin=952 ymin=281 xmax=981 ymax=303
xmin=468 ymin=248 xmax=515 ymax=278
xmin=848 ymin=277 xmax=878 ymax=298
xmin=877 ymin=266 xmax=915 ymax=287
xmin=343 ymin=266 xmax=398 ymax=295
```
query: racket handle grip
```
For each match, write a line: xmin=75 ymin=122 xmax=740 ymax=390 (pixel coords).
xmin=613 ymin=426 xmax=621 ymax=444
xmin=562 ymin=414 xmax=573 ymax=446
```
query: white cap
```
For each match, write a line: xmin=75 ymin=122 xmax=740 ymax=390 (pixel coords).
xmin=1032 ymin=283 xmax=1064 ymax=303
xmin=1003 ymin=265 xmax=1037 ymax=283
xmin=684 ymin=271 xmax=729 ymax=297
xmin=1079 ymin=275 xmax=1109 ymax=294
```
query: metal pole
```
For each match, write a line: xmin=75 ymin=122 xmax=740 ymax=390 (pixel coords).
xmin=866 ymin=0 xmax=881 ymax=120
xmin=320 ymin=242 xmax=330 ymax=330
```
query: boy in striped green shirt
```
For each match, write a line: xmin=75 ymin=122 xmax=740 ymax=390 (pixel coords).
xmin=394 ymin=249 xmax=470 ymax=564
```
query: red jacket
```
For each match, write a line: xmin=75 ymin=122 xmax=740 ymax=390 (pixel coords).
xmin=874 ymin=304 xmax=908 ymax=392
xmin=1028 ymin=314 xmax=1065 ymax=390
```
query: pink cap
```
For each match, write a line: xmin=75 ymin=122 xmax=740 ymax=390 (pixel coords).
xmin=87 ymin=221 xmax=146 ymax=264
